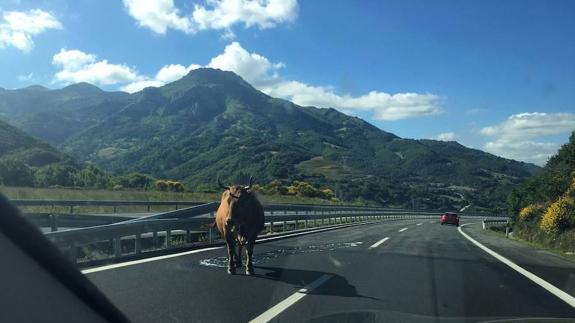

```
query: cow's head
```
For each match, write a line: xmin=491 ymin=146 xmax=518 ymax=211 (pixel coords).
xmin=218 ymin=176 xmax=254 ymax=234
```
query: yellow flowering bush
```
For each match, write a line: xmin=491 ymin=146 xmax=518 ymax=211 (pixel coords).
xmin=540 ymin=196 xmax=575 ymax=234
xmin=519 ymin=204 xmax=545 ymax=222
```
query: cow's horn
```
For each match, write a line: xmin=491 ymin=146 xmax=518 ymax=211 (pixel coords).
xmin=245 ymin=176 xmax=254 ymax=189
xmin=217 ymin=176 xmax=229 ymax=190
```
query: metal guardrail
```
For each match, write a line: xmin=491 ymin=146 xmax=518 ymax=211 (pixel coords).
xmin=45 ymin=202 xmax=444 ymax=266
xmin=482 ymin=218 xmax=510 ymax=238
xmin=13 ymin=199 xmax=208 ymax=213
xmin=482 ymin=218 xmax=508 ymax=229
xmin=25 ymin=213 xmax=136 ymax=232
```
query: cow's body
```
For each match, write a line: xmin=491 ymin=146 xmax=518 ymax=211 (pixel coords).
xmin=215 ymin=180 xmax=264 ymax=275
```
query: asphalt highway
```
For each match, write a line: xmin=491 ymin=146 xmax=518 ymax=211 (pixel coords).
xmin=86 ymin=218 xmax=575 ymax=322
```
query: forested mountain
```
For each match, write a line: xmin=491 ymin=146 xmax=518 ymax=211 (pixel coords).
xmin=53 ymin=68 xmax=539 ymax=209
xmin=0 ymin=83 xmax=131 ymax=144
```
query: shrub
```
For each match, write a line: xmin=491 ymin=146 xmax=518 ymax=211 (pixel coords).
xmin=156 ymin=180 xmax=168 ymax=191
xmin=519 ymin=204 xmax=545 ymax=222
xmin=0 ymin=160 xmax=35 ymax=186
xmin=540 ymin=196 xmax=575 ymax=234
xmin=113 ymin=173 xmax=156 ymax=190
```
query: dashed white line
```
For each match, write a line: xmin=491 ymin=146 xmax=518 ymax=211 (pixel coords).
xmin=368 ymin=237 xmax=389 ymax=249
xmin=458 ymin=223 xmax=575 ymax=309
xmin=249 ymin=274 xmax=333 ymax=323
xmin=416 ymin=223 xmax=423 ymax=226
xmin=399 ymin=227 xmax=408 ymax=232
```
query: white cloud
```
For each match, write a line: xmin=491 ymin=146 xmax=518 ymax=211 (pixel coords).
xmin=120 ymin=80 xmax=165 ymax=93
xmin=122 ymin=0 xmax=194 ymax=34
xmin=123 ymin=0 xmax=298 ymax=36
xmin=156 ymin=63 xmax=200 ymax=83
xmin=208 ymin=42 xmax=441 ymax=120
xmin=435 ymin=132 xmax=456 ymax=141
xmin=484 ymin=140 xmax=559 ymax=166
xmin=51 ymin=43 xmax=442 ymax=122
xmin=121 ymin=63 xmax=201 ymax=92
xmin=17 ymin=72 xmax=33 ymax=81
xmin=192 ymin=0 xmax=298 ymax=30
xmin=480 ymin=112 xmax=575 ymax=139
xmin=52 ymin=49 xmax=140 ymax=85
xmin=0 ymin=9 xmax=62 ymax=52
xmin=480 ymin=112 xmax=575 ymax=165
xmin=208 ymin=41 xmax=284 ymax=84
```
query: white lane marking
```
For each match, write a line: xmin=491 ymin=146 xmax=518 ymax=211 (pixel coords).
xmin=81 ymin=246 xmax=223 ymax=274
xmin=416 ymin=223 xmax=423 ymax=226
xmin=368 ymin=237 xmax=389 ymax=249
xmin=83 ymin=223 xmax=367 ymax=274
xmin=249 ymin=275 xmax=332 ymax=323
xmin=458 ymin=224 xmax=575 ymax=309
xmin=399 ymin=227 xmax=408 ymax=232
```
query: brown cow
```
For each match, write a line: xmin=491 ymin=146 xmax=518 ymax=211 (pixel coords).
xmin=215 ymin=177 xmax=264 ymax=275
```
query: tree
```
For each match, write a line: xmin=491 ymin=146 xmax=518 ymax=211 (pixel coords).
xmin=35 ymin=164 xmax=77 ymax=187
xmin=0 ymin=160 xmax=35 ymax=186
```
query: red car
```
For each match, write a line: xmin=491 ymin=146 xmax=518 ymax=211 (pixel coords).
xmin=440 ymin=212 xmax=459 ymax=226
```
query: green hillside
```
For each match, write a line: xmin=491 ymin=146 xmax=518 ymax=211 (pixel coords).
xmin=58 ymin=68 xmax=538 ymax=209
xmin=508 ymin=132 xmax=575 ymax=252
xmin=0 ymin=83 xmax=131 ymax=144
xmin=0 ymin=119 xmax=80 ymax=186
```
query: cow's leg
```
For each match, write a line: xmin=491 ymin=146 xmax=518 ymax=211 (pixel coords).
xmin=226 ymin=235 xmax=236 ymax=275
xmin=245 ymin=240 xmax=255 ymax=275
xmin=236 ymin=241 xmax=243 ymax=268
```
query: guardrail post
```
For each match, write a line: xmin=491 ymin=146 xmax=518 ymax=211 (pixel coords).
xmin=283 ymin=221 xmax=287 ymax=232
xmin=69 ymin=205 xmax=73 ymax=214
xmin=114 ymin=238 xmax=121 ymax=257
xmin=135 ymin=233 xmax=142 ymax=254
xmin=166 ymin=230 xmax=172 ymax=248
xmin=50 ymin=214 xmax=58 ymax=232
xmin=69 ymin=244 xmax=77 ymax=264
xmin=175 ymin=204 xmax=179 ymax=210
xmin=147 ymin=204 xmax=151 ymax=212
xmin=113 ymin=205 xmax=117 ymax=213
xmin=270 ymin=222 xmax=274 ymax=233
xmin=295 ymin=219 xmax=299 ymax=230
xmin=209 ymin=227 xmax=214 ymax=243
xmin=303 ymin=220 xmax=307 ymax=229
xmin=186 ymin=229 xmax=191 ymax=243
xmin=153 ymin=231 xmax=158 ymax=248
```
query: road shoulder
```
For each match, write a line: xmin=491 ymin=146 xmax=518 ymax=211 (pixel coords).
xmin=462 ymin=222 xmax=575 ymax=298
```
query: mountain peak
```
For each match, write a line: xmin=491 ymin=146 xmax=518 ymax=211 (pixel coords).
xmin=61 ymin=82 xmax=103 ymax=95
xmin=184 ymin=68 xmax=250 ymax=85
xmin=22 ymin=85 xmax=49 ymax=91
xmin=160 ymin=68 xmax=255 ymax=97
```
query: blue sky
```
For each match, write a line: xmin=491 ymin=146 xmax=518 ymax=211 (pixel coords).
xmin=1 ymin=0 xmax=574 ymax=166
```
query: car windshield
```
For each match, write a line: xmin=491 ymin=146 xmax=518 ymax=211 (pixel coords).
xmin=1 ymin=1 xmax=575 ymax=322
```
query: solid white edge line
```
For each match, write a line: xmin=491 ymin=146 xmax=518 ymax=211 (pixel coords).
xmin=81 ymin=246 xmax=223 ymax=274
xmin=416 ymin=223 xmax=423 ymax=226
xmin=458 ymin=223 xmax=575 ymax=309
xmin=249 ymin=274 xmax=333 ymax=323
xmin=398 ymin=227 xmax=408 ymax=232
xmin=82 ymin=222 xmax=369 ymax=274
xmin=368 ymin=237 xmax=389 ymax=249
